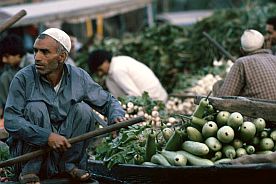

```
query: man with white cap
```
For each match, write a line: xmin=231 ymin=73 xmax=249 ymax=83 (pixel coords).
xmin=4 ymin=28 xmax=126 ymax=183
xmin=216 ymin=29 xmax=276 ymax=100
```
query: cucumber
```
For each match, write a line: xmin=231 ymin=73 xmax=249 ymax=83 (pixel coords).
xmin=222 ymin=145 xmax=236 ymax=159
xmin=142 ymin=162 xmax=158 ymax=166
xmin=239 ymin=121 xmax=256 ymax=142
xmin=151 ymin=153 xmax=171 ymax=166
xmin=211 ymin=151 xmax=222 ymax=162
xmin=176 ymin=150 xmax=214 ymax=166
xmin=217 ymin=126 xmax=235 ymax=143
xmin=187 ymin=126 xmax=203 ymax=142
xmin=205 ymin=137 xmax=222 ymax=152
xmin=214 ymin=158 xmax=232 ymax=164
xmin=206 ymin=104 xmax=215 ymax=114
xmin=144 ymin=130 xmax=157 ymax=161
xmin=236 ymin=147 xmax=247 ymax=158
xmin=202 ymin=121 xmax=218 ymax=138
xmin=191 ymin=116 xmax=207 ymax=127
xmin=161 ymin=150 xmax=187 ymax=166
xmin=164 ymin=129 xmax=183 ymax=151
xmin=182 ymin=141 xmax=209 ymax=156
xmin=193 ymin=98 xmax=209 ymax=118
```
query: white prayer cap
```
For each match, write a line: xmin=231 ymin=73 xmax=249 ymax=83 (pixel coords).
xmin=241 ymin=29 xmax=264 ymax=52
xmin=41 ymin=28 xmax=71 ymax=52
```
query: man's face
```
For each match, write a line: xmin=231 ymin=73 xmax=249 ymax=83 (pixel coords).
xmin=266 ymin=24 xmax=276 ymax=47
xmin=33 ymin=36 xmax=63 ymax=76
xmin=96 ymin=60 xmax=109 ymax=77
xmin=2 ymin=54 xmax=21 ymax=67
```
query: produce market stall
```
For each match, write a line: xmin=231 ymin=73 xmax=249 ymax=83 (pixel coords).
xmin=0 ymin=0 xmax=153 ymax=26
xmin=0 ymin=0 xmax=153 ymax=38
xmin=87 ymin=95 xmax=276 ymax=184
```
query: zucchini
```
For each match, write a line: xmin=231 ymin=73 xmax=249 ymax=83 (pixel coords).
xmin=144 ymin=130 xmax=157 ymax=161
xmin=205 ymin=137 xmax=222 ymax=152
xmin=151 ymin=153 xmax=171 ymax=166
xmin=187 ymin=126 xmax=203 ymax=142
xmin=182 ymin=141 xmax=209 ymax=156
xmin=214 ymin=158 xmax=232 ymax=164
xmin=211 ymin=151 xmax=222 ymax=162
xmin=161 ymin=150 xmax=187 ymax=166
xmin=164 ymin=129 xmax=183 ymax=151
xmin=191 ymin=116 xmax=207 ymax=127
xmin=176 ymin=150 xmax=214 ymax=166
xmin=222 ymin=145 xmax=236 ymax=159
xmin=142 ymin=162 xmax=158 ymax=166
xmin=193 ymin=98 xmax=209 ymax=118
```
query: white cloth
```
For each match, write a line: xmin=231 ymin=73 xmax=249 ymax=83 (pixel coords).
xmin=241 ymin=29 xmax=264 ymax=52
xmin=107 ymin=56 xmax=168 ymax=102
xmin=42 ymin=28 xmax=71 ymax=52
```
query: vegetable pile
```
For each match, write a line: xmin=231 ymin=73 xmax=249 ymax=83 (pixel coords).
xmin=93 ymin=95 xmax=276 ymax=168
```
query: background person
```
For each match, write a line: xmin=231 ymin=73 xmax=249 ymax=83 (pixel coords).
xmin=0 ymin=34 xmax=34 ymax=121
xmin=215 ymin=29 xmax=276 ymax=100
xmin=87 ymin=49 xmax=168 ymax=102
xmin=4 ymin=28 xmax=126 ymax=183
xmin=265 ymin=16 xmax=276 ymax=54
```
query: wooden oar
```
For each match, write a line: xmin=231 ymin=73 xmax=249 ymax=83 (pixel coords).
xmin=0 ymin=116 xmax=145 ymax=168
xmin=0 ymin=9 xmax=27 ymax=34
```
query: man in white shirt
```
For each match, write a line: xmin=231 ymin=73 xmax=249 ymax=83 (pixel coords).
xmin=88 ymin=49 xmax=168 ymax=102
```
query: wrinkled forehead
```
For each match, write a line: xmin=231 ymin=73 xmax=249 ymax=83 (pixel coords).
xmin=33 ymin=34 xmax=58 ymax=50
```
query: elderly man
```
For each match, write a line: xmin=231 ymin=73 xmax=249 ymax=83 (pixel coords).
xmin=216 ymin=29 xmax=276 ymax=100
xmin=4 ymin=28 xmax=126 ymax=184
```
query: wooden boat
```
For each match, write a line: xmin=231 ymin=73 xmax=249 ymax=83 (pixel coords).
xmin=88 ymin=160 xmax=276 ymax=184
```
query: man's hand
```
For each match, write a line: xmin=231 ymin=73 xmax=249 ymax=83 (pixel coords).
xmin=111 ymin=117 xmax=129 ymax=138
xmin=48 ymin=133 xmax=71 ymax=152
xmin=112 ymin=117 xmax=128 ymax=124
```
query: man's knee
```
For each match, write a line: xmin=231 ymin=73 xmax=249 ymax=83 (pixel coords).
xmin=72 ymin=103 xmax=92 ymax=119
xmin=24 ymin=102 xmax=48 ymax=119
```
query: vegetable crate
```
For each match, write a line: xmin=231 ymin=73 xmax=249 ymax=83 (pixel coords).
xmin=88 ymin=160 xmax=276 ymax=184
xmin=194 ymin=96 xmax=276 ymax=123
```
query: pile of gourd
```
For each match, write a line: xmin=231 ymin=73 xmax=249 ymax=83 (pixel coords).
xmin=144 ymin=97 xmax=276 ymax=167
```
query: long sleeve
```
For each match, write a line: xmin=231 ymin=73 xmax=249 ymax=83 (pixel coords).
xmin=81 ymin=71 xmax=125 ymax=124
xmin=4 ymin=73 xmax=51 ymax=146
